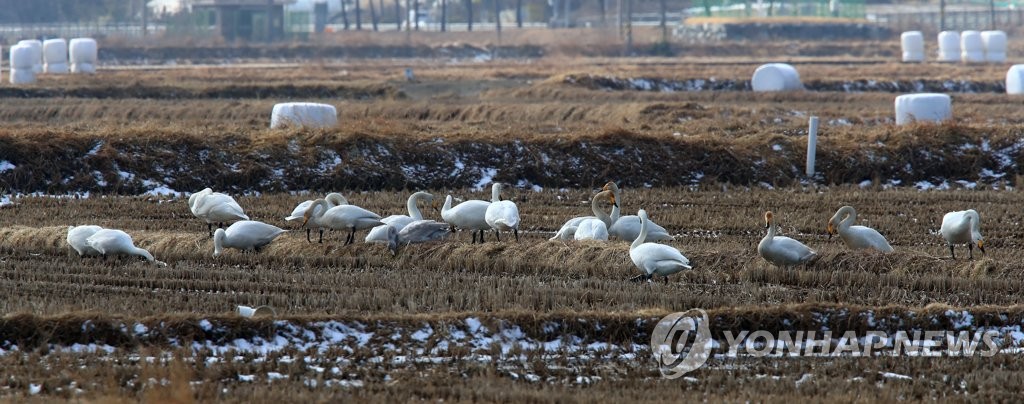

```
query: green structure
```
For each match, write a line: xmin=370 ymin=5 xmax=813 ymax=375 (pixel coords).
xmin=190 ymin=0 xmax=297 ymax=42
xmin=687 ymin=0 xmax=867 ymax=19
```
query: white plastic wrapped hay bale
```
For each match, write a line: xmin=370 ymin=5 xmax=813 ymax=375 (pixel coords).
xmin=894 ymin=94 xmax=951 ymax=125
xmin=43 ymin=38 xmax=68 ymax=74
xmin=982 ymin=30 xmax=1007 ymax=63
xmin=937 ymin=31 xmax=960 ymax=62
xmin=69 ymin=38 xmax=97 ymax=74
xmin=960 ymin=31 xmax=985 ymax=63
xmin=270 ymin=103 xmax=338 ymax=129
xmin=900 ymin=31 xmax=925 ymax=62
xmin=751 ymin=63 xmax=802 ymax=92
xmin=17 ymin=40 xmax=43 ymax=74
xmin=1006 ymin=65 xmax=1024 ymax=94
xmin=9 ymin=44 xmax=36 ymax=85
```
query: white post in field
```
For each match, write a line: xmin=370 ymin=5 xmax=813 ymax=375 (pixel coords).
xmin=806 ymin=116 xmax=819 ymax=177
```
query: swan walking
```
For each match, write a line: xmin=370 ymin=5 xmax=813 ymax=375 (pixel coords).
xmin=285 ymin=192 xmax=347 ymax=243
xmin=602 ymin=182 xmax=674 ymax=242
xmin=574 ymin=190 xmax=616 ymax=241
xmin=189 ymin=188 xmax=249 ymax=236
xmin=303 ymin=198 xmax=384 ymax=245
xmin=629 ymin=209 xmax=692 ymax=283
xmin=940 ymin=209 xmax=985 ymax=259
xmin=484 ymin=183 xmax=520 ymax=242
xmin=213 ymin=220 xmax=287 ymax=257
xmin=382 ymin=219 xmax=451 ymax=254
xmin=758 ymin=211 xmax=817 ymax=268
xmin=366 ymin=191 xmax=435 ymax=244
xmin=441 ymin=195 xmax=492 ymax=243
xmin=67 ymin=225 xmax=104 ymax=257
xmin=86 ymin=229 xmax=165 ymax=266
xmin=827 ymin=205 xmax=894 ymax=252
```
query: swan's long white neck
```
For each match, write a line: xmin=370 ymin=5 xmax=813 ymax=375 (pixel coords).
xmin=442 ymin=195 xmax=453 ymax=215
xmin=132 ymin=246 xmax=155 ymax=263
xmin=214 ymin=229 xmax=226 ymax=256
xmin=592 ymin=193 xmax=613 ymax=228
xmin=631 ymin=211 xmax=648 ymax=250
xmin=964 ymin=210 xmax=982 ymax=240
xmin=765 ymin=219 xmax=778 ymax=241
xmin=407 ymin=192 xmax=428 ymax=220
xmin=837 ymin=206 xmax=857 ymax=230
xmin=491 ymin=184 xmax=503 ymax=202
xmin=609 ymin=187 xmax=622 ymax=222
xmin=307 ymin=199 xmax=329 ymax=220
xmin=325 ymin=192 xmax=348 ymax=206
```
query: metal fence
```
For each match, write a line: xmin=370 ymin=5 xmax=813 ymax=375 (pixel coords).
xmin=0 ymin=23 xmax=166 ymax=41
xmin=684 ymin=0 xmax=867 ymax=19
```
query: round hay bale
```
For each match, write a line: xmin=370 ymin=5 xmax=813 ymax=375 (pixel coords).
xmin=69 ymin=38 xmax=97 ymax=74
xmin=981 ymin=30 xmax=1007 ymax=63
xmin=751 ymin=63 xmax=802 ymax=92
xmin=10 ymin=44 xmax=36 ymax=85
xmin=900 ymin=31 xmax=925 ymax=62
xmin=894 ymin=93 xmax=952 ymax=125
xmin=937 ymin=31 xmax=960 ymax=62
xmin=270 ymin=102 xmax=338 ymax=129
xmin=960 ymin=30 xmax=985 ymax=63
xmin=43 ymin=38 xmax=68 ymax=74
xmin=17 ymin=40 xmax=42 ymax=74
xmin=1006 ymin=65 xmax=1024 ymax=95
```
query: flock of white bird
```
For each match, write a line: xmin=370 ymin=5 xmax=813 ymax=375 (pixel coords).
xmin=63 ymin=182 xmax=986 ymax=283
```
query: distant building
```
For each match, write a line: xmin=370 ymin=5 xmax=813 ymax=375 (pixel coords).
xmin=190 ymin=0 xmax=297 ymax=42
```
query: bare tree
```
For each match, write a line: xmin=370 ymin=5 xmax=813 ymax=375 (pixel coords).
xmin=370 ymin=0 xmax=379 ymax=31
xmin=405 ymin=0 xmax=411 ymax=31
xmin=356 ymin=0 xmax=362 ymax=30
xmin=395 ymin=0 xmax=402 ymax=31
xmin=414 ymin=0 xmax=419 ymax=30
xmin=341 ymin=0 xmax=350 ymax=30
xmin=516 ymin=0 xmax=523 ymax=28
xmin=465 ymin=0 xmax=473 ymax=31
xmin=441 ymin=0 xmax=447 ymax=31
xmin=495 ymin=0 xmax=502 ymax=34
xmin=599 ymin=0 xmax=606 ymax=27
xmin=659 ymin=0 xmax=667 ymax=42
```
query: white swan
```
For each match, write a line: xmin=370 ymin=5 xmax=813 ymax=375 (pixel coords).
xmin=379 ymin=219 xmax=451 ymax=254
xmin=758 ymin=211 xmax=818 ymax=268
xmin=366 ymin=191 xmax=435 ymax=244
xmin=285 ymin=192 xmax=348 ymax=243
xmin=441 ymin=194 xmax=491 ymax=243
xmin=602 ymin=181 xmax=674 ymax=242
xmin=213 ymin=220 xmax=287 ymax=257
xmin=629 ymin=209 xmax=692 ymax=283
xmin=827 ymin=205 xmax=894 ymax=252
xmin=86 ymin=229 xmax=165 ymax=266
xmin=67 ymin=225 xmax=104 ymax=257
xmin=189 ymin=188 xmax=249 ymax=236
xmin=940 ymin=209 xmax=985 ymax=259
xmin=550 ymin=190 xmax=615 ymax=241
xmin=303 ymin=198 xmax=384 ymax=245
xmin=574 ymin=190 xmax=616 ymax=241
xmin=484 ymin=183 xmax=520 ymax=242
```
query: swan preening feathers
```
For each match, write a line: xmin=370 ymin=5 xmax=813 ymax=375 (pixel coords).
xmin=940 ymin=209 xmax=985 ymax=259
xmin=827 ymin=205 xmax=894 ymax=253
xmin=285 ymin=192 xmax=348 ymax=243
xmin=189 ymin=188 xmax=249 ymax=236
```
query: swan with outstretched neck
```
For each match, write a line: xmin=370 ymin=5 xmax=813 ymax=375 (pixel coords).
xmin=86 ymin=229 xmax=166 ymax=266
xmin=939 ymin=209 xmax=985 ymax=259
xmin=629 ymin=209 xmax=692 ymax=283
xmin=827 ymin=205 xmax=894 ymax=252
xmin=758 ymin=211 xmax=818 ymax=268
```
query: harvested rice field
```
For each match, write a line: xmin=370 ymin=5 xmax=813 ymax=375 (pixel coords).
xmin=2 ymin=37 xmax=1024 ymax=401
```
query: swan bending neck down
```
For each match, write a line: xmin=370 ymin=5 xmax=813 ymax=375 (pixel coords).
xmin=86 ymin=229 xmax=166 ymax=266
xmin=382 ymin=220 xmax=450 ymax=255
xmin=285 ymin=192 xmax=348 ymax=243
xmin=940 ymin=209 xmax=985 ymax=259
xmin=485 ymin=183 xmax=520 ymax=242
xmin=628 ymin=209 xmax=692 ymax=283
xmin=827 ymin=205 xmax=894 ymax=253
xmin=758 ymin=211 xmax=818 ymax=268
xmin=213 ymin=220 xmax=287 ymax=257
